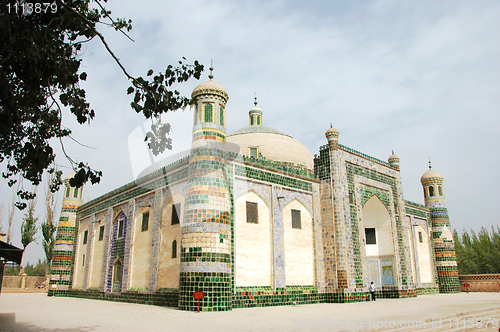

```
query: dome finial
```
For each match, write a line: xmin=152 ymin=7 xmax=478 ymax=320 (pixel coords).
xmin=428 ymin=157 xmax=432 ymax=169
xmin=392 ymin=149 xmax=394 ymax=155
xmin=254 ymin=92 xmax=258 ymax=106
xmin=208 ymin=59 xmax=214 ymax=80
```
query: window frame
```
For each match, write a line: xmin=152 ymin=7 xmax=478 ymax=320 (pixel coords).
xmin=98 ymin=225 xmax=105 ymax=241
xmin=141 ymin=212 xmax=149 ymax=232
xmin=117 ymin=219 xmax=124 ymax=238
xmin=291 ymin=209 xmax=302 ymax=229
xmin=82 ymin=230 xmax=88 ymax=245
xmin=365 ymin=227 xmax=376 ymax=245
xmin=171 ymin=203 xmax=181 ymax=225
xmin=246 ymin=201 xmax=258 ymax=224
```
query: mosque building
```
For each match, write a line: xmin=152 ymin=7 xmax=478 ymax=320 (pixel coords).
xmin=49 ymin=71 xmax=460 ymax=311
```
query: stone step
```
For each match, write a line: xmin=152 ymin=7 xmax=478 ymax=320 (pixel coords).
xmin=360 ymin=306 xmax=500 ymax=332
xmin=447 ymin=313 xmax=500 ymax=332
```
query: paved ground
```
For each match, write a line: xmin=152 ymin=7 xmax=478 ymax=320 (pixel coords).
xmin=0 ymin=292 xmax=499 ymax=331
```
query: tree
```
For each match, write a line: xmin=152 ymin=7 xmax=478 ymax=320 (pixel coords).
xmin=6 ymin=189 xmax=16 ymax=243
xmin=455 ymin=227 xmax=500 ymax=274
xmin=0 ymin=0 xmax=204 ymax=209
xmin=0 ymin=201 xmax=3 ymax=233
xmin=21 ymin=191 xmax=38 ymax=250
xmin=41 ymin=172 xmax=58 ymax=274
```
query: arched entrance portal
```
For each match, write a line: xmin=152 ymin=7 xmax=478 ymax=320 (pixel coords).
xmin=361 ymin=196 xmax=395 ymax=287
xmin=112 ymin=258 xmax=123 ymax=293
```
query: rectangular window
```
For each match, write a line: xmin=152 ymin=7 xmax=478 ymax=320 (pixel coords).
xmin=418 ymin=231 xmax=423 ymax=243
xmin=172 ymin=240 xmax=177 ymax=259
xmin=82 ymin=254 xmax=85 ymax=266
xmin=220 ymin=106 xmax=224 ymax=126
xmin=250 ymin=147 xmax=257 ymax=158
xmin=171 ymin=204 xmax=181 ymax=225
xmin=365 ymin=228 xmax=376 ymax=244
xmin=82 ymin=230 xmax=88 ymax=244
xmin=118 ymin=219 xmax=124 ymax=238
xmin=141 ymin=212 xmax=149 ymax=232
xmin=246 ymin=201 xmax=258 ymax=224
xmin=349 ymin=192 xmax=354 ymax=205
xmin=291 ymin=209 xmax=301 ymax=229
xmin=98 ymin=225 xmax=105 ymax=241
xmin=73 ymin=187 xmax=79 ymax=198
xmin=204 ymin=104 xmax=213 ymax=122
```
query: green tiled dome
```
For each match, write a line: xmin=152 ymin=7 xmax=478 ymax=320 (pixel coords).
xmin=228 ymin=125 xmax=290 ymax=137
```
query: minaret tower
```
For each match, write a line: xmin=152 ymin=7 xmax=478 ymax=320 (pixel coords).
xmin=179 ymin=66 xmax=232 ymax=311
xmin=420 ymin=161 xmax=460 ymax=293
xmin=249 ymin=94 xmax=263 ymax=126
xmin=49 ymin=172 xmax=83 ymax=296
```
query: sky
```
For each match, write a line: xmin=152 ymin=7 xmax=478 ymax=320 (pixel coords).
xmin=1 ymin=0 xmax=499 ymax=265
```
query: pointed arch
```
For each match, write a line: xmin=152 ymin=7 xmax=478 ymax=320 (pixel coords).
xmin=360 ymin=195 xmax=395 ymax=287
xmin=283 ymin=199 xmax=314 ymax=286
xmin=129 ymin=203 xmax=152 ymax=289
xmin=234 ymin=190 xmax=271 ymax=287
xmin=157 ymin=191 xmax=184 ymax=289
xmin=112 ymin=257 xmax=123 ymax=293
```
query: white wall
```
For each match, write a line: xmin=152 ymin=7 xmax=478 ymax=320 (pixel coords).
xmin=283 ymin=199 xmax=314 ymax=286
xmin=129 ymin=206 xmax=152 ymax=289
xmin=158 ymin=193 xmax=183 ymax=289
xmin=415 ymin=224 xmax=433 ymax=284
xmin=234 ymin=191 xmax=271 ymax=287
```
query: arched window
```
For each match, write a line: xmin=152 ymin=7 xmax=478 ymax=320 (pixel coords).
xmin=250 ymin=116 xmax=254 ymax=125
xmin=172 ymin=240 xmax=177 ymax=258
xmin=429 ymin=186 xmax=434 ymax=197
xmin=204 ymin=104 xmax=213 ymax=122
xmin=219 ymin=106 xmax=224 ymax=126
xmin=65 ymin=187 xmax=70 ymax=197
xmin=423 ymin=187 xmax=427 ymax=198
xmin=73 ymin=187 xmax=79 ymax=198
xmin=438 ymin=185 xmax=443 ymax=196
xmin=257 ymin=116 xmax=261 ymax=125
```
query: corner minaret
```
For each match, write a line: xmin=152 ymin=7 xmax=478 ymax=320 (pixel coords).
xmin=388 ymin=151 xmax=400 ymax=170
xmin=179 ymin=66 xmax=232 ymax=311
xmin=420 ymin=161 xmax=460 ymax=293
xmin=49 ymin=172 xmax=83 ymax=296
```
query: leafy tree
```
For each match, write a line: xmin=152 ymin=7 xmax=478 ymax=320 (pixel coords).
xmin=41 ymin=173 xmax=58 ymax=273
xmin=24 ymin=259 xmax=47 ymax=277
xmin=21 ymin=194 xmax=38 ymax=250
xmin=0 ymin=0 xmax=204 ymax=209
xmin=455 ymin=227 xmax=500 ymax=274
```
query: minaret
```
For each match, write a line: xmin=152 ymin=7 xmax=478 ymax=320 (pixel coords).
xmin=179 ymin=66 xmax=232 ymax=311
xmin=388 ymin=151 xmax=400 ymax=170
xmin=249 ymin=94 xmax=263 ymax=126
xmin=420 ymin=161 xmax=460 ymax=293
xmin=49 ymin=172 xmax=83 ymax=296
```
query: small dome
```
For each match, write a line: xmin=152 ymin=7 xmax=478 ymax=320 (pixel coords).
xmin=420 ymin=169 xmax=443 ymax=183
xmin=191 ymin=80 xmax=228 ymax=102
xmin=388 ymin=152 xmax=400 ymax=163
xmin=249 ymin=106 xmax=263 ymax=115
xmin=325 ymin=127 xmax=339 ymax=139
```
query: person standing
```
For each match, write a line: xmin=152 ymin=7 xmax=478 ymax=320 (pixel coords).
xmin=370 ymin=282 xmax=376 ymax=301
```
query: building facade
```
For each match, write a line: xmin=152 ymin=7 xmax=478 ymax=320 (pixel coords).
xmin=49 ymin=76 xmax=460 ymax=311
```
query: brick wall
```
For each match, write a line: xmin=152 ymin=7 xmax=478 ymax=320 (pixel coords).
xmin=459 ymin=274 xmax=500 ymax=292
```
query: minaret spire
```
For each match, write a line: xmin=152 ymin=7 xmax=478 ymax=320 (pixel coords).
xmin=208 ymin=59 xmax=214 ymax=80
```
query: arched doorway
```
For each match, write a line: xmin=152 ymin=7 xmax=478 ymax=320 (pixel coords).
xmin=361 ymin=196 xmax=395 ymax=287
xmin=112 ymin=258 xmax=122 ymax=293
